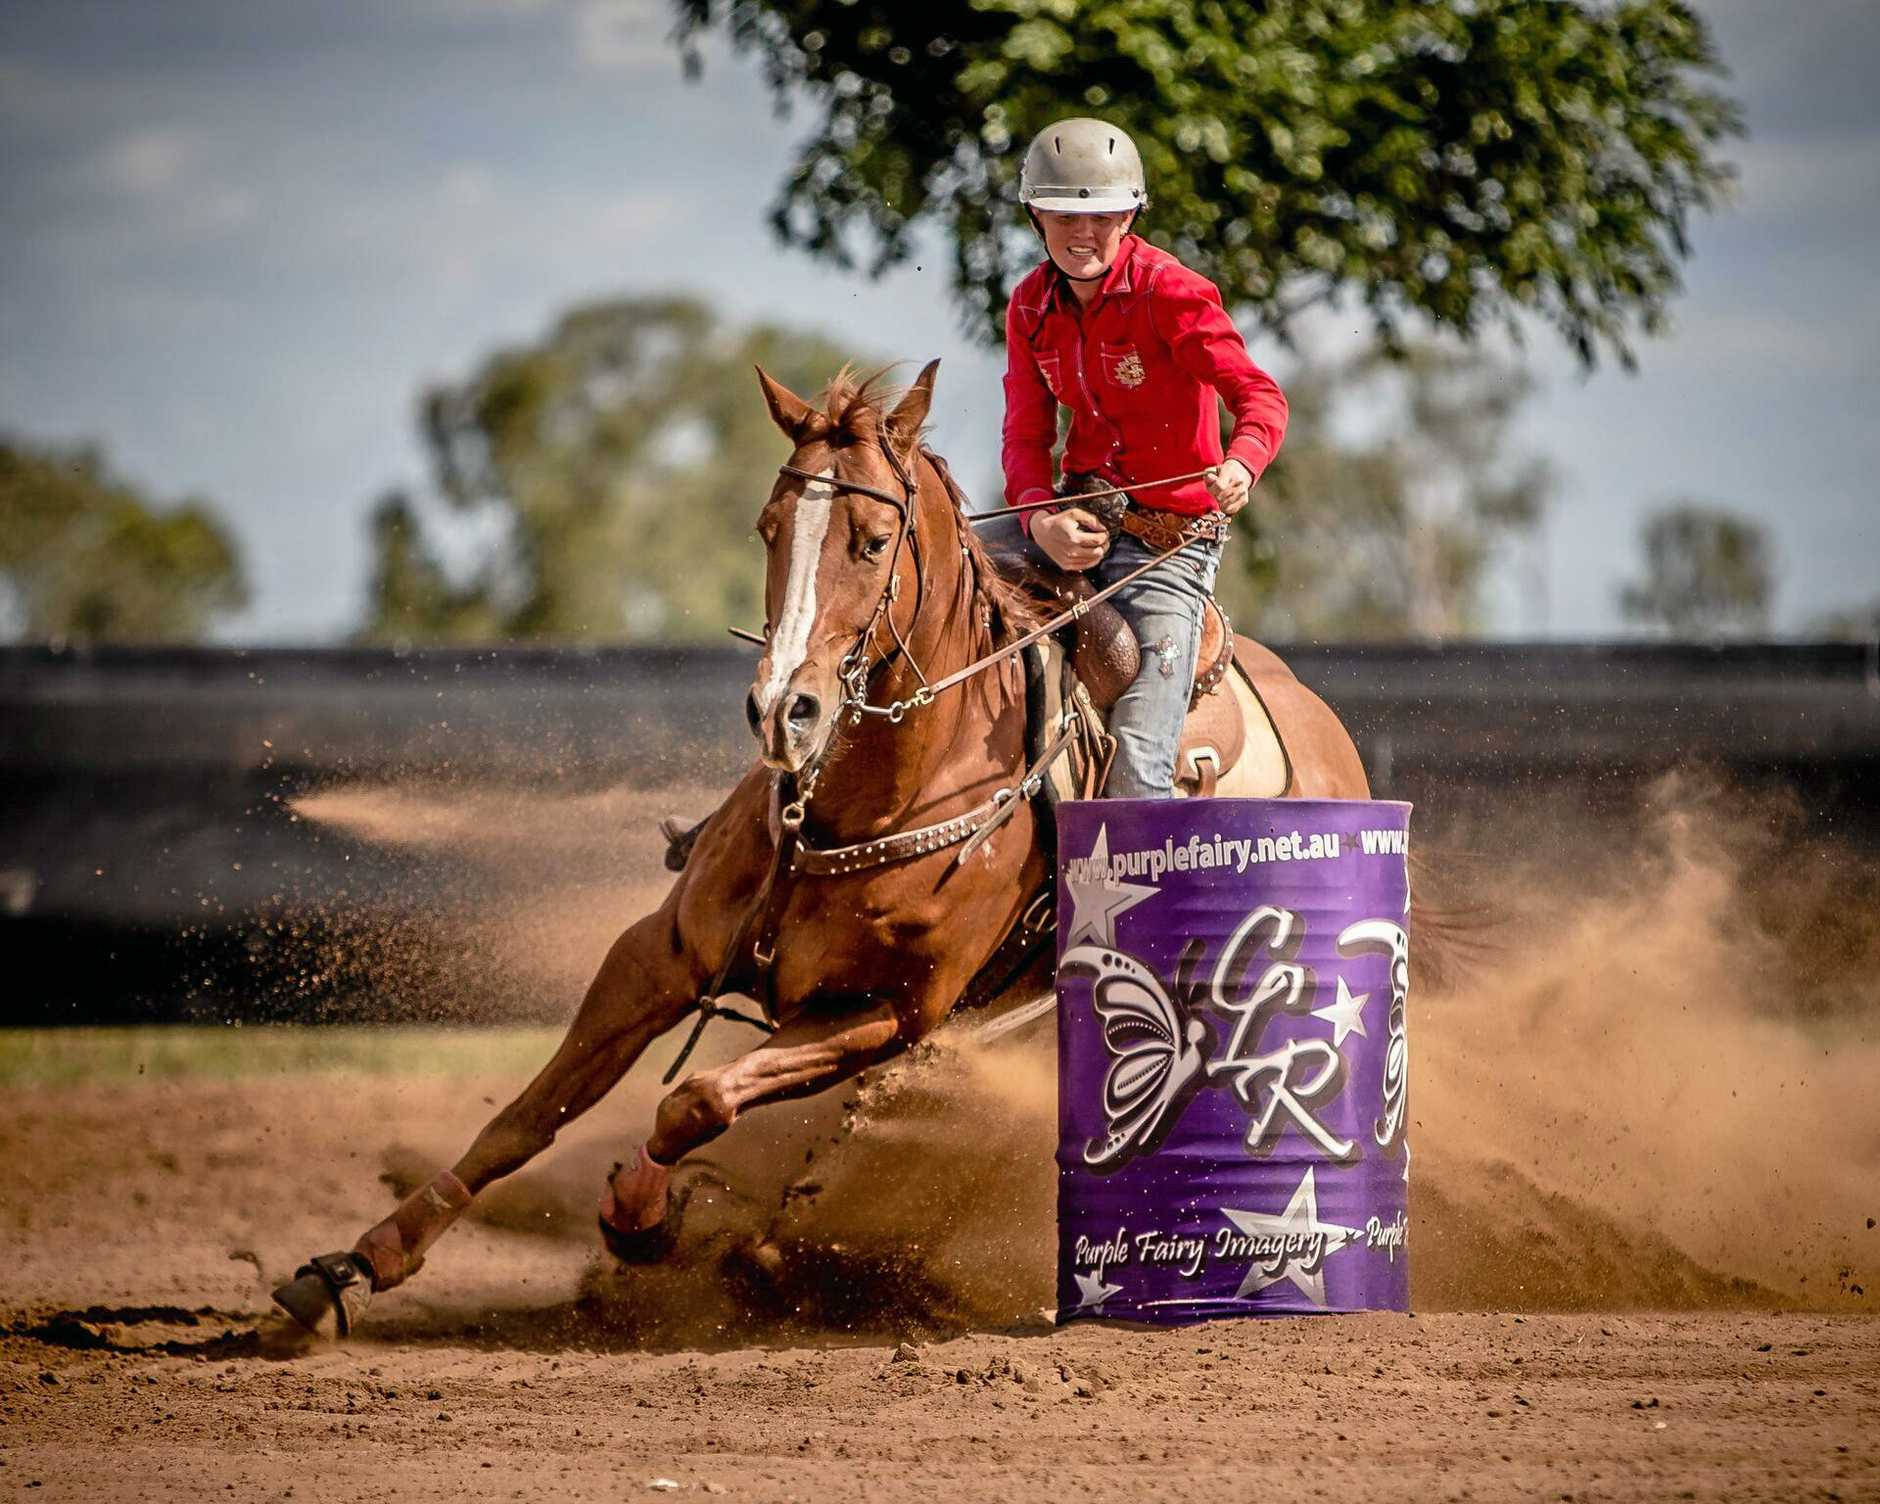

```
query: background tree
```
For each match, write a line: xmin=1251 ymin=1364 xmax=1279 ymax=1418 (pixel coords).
xmin=675 ymin=0 xmax=1740 ymax=364
xmin=1617 ymin=503 xmax=1772 ymax=637
xmin=0 ymin=436 xmax=247 ymax=644
xmin=1217 ymin=342 xmax=1550 ymax=640
xmin=1806 ymin=598 xmax=1880 ymax=642
xmin=358 ymin=296 xmax=868 ymax=644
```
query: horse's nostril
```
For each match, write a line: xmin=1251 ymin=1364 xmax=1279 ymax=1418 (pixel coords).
xmin=745 ymin=689 xmax=763 ymax=737
xmin=784 ymin=692 xmax=821 ymax=732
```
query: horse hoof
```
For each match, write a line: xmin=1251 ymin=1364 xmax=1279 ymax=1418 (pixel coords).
xmin=598 ymin=1147 xmax=678 ymax=1265
xmin=271 ymin=1251 xmax=373 ymax=1340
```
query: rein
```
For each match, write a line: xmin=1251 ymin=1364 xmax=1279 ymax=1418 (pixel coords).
xmin=662 ymin=450 xmax=1229 ymax=1084
xmin=962 ymin=467 xmax=1219 ymax=522
xmin=771 ymin=456 xmax=1235 ymax=725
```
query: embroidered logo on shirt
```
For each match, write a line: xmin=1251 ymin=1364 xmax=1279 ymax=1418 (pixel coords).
xmin=1112 ymin=352 xmax=1146 ymax=388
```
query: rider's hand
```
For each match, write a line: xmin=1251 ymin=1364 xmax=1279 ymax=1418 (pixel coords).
xmin=1206 ymin=459 xmax=1254 ymax=516
xmin=1032 ymin=507 xmax=1110 ymax=572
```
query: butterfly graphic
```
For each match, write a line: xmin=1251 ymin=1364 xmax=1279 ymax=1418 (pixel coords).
xmin=1062 ymin=939 xmax=1213 ymax=1172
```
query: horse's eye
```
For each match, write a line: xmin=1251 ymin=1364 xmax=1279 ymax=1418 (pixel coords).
xmin=862 ymin=534 xmax=891 ymax=561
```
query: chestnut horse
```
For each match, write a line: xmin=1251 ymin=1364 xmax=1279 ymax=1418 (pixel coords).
xmin=272 ymin=360 xmax=1369 ymax=1339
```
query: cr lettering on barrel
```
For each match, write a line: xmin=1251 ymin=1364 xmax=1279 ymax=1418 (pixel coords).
xmin=1203 ymin=905 xmax=1358 ymax=1166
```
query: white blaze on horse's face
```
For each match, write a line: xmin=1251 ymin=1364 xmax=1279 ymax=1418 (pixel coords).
xmin=757 ymin=466 xmax=835 ymax=716
xmin=749 ymin=465 xmax=847 ymax=772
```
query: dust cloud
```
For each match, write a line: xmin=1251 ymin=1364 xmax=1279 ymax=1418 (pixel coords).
xmin=294 ymin=770 xmax=1878 ymax=1332
xmin=287 ymin=780 xmax=718 ymax=1017
xmin=1408 ymin=772 xmax=1879 ymax=1312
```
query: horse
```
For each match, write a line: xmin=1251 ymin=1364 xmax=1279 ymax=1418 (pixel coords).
xmin=272 ymin=359 xmax=1371 ymax=1339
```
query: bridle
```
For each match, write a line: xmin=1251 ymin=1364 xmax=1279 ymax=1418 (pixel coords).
xmin=770 ymin=445 xmax=1231 ymax=756
xmin=657 ymin=440 xmax=948 ymax=1083
xmin=663 ymin=443 xmax=1229 ymax=1084
xmin=774 ymin=438 xmax=944 ymax=750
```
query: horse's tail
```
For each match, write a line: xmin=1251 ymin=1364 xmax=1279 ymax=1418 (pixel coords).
xmin=1408 ymin=842 xmax=1501 ymax=997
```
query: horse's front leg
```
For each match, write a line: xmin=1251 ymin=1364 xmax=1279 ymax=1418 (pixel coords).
xmin=273 ymin=907 xmax=698 ymax=1336
xmin=597 ymin=1001 xmax=903 ymax=1261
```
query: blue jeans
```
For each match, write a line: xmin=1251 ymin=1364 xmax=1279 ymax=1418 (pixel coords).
xmin=1090 ymin=532 xmax=1223 ymax=799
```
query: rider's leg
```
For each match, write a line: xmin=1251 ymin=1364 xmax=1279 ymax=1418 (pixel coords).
xmin=1092 ymin=533 xmax=1223 ymax=799
xmin=353 ymin=909 xmax=697 ymax=1292
xmin=600 ymin=1001 xmax=903 ymax=1241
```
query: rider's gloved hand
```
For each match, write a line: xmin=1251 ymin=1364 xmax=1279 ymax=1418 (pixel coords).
xmin=1205 ymin=458 xmax=1254 ymax=516
xmin=1033 ymin=506 xmax=1110 ymax=572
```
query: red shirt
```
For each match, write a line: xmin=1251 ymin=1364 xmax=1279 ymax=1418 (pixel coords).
xmin=1002 ymin=235 xmax=1287 ymax=531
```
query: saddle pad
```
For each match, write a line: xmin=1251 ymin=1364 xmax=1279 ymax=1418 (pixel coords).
xmin=1203 ymin=659 xmax=1289 ymax=798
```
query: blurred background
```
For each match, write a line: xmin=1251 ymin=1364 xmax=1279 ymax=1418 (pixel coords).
xmin=2 ymin=0 xmax=1877 ymax=1026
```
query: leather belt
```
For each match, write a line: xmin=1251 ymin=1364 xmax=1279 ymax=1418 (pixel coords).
xmin=1116 ymin=503 xmax=1225 ymax=551
xmin=1062 ymin=471 xmax=1226 ymax=552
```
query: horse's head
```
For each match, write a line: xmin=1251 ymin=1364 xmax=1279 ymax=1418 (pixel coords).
xmin=745 ymin=360 xmax=939 ymax=772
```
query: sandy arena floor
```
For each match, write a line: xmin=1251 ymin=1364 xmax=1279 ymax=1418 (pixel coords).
xmin=2 ymin=1038 xmax=1875 ymax=1503
xmin=5 ymin=775 xmax=1877 ymax=1499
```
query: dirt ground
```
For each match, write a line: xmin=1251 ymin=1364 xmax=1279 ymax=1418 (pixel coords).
xmin=3 ymin=1044 xmax=1876 ymax=1503
xmin=5 ymin=773 xmax=1878 ymax=1499
xmin=5 ymin=1310 xmax=1874 ymax=1503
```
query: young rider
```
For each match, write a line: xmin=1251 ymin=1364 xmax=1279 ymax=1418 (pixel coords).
xmin=1003 ymin=118 xmax=1288 ymax=799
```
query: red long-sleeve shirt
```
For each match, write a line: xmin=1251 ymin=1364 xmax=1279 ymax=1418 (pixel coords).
xmin=1002 ymin=235 xmax=1287 ymax=532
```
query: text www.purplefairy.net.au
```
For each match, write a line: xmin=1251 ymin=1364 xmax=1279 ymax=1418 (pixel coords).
xmin=1066 ymin=826 xmax=1406 ymax=884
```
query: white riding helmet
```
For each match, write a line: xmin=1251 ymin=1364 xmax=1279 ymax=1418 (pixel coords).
xmin=1019 ymin=118 xmax=1148 ymax=214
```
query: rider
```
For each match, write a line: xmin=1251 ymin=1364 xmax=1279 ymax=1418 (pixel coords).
xmin=1004 ymin=118 xmax=1288 ymax=798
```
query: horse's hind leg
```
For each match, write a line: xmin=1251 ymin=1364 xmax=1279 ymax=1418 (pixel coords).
xmin=598 ymin=1002 xmax=903 ymax=1260
xmin=274 ymin=910 xmax=696 ymax=1336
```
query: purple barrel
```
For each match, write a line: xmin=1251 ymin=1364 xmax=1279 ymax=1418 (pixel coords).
xmin=1055 ymin=798 xmax=1411 ymax=1323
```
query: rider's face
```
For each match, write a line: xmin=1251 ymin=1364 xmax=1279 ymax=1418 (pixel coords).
xmin=1036 ymin=209 xmax=1134 ymax=281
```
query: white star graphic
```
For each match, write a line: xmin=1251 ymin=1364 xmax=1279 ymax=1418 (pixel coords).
xmin=1219 ymin=1167 xmax=1360 ymax=1308
xmin=1061 ymin=824 xmax=1158 ymax=949
xmin=1071 ymin=1270 xmax=1123 ymax=1311
xmin=1311 ymin=974 xmax=1370 ymax=1047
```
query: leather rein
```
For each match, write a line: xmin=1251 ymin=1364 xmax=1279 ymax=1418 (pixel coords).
xmin=778 ymin=454 xmax=1225 ymax=729
xmin=660 ymin=445 xmax=1222 ymax=1083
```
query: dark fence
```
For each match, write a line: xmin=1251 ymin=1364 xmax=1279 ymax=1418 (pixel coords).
xmin=4 ymin=642 xmax=1877 ymax=1022
xmin=8 ymin=640 xmax=1878 ymax=782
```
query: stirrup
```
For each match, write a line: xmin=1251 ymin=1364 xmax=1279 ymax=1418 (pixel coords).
xmin=271 ymin=1250 xmax=374 ymax=1340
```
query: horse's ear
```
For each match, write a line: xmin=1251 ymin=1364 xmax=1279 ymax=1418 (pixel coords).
xmin=884 ymin=359 xmax=940 ymax=460
xmin=756 ymin=365 xmax=813 ymax=439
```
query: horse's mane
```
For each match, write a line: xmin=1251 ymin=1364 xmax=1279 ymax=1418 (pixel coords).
xmin=806 ymin=367 xmax=1047 ymax=643
xmin=804 ymin=364 xmax=893 ymax=447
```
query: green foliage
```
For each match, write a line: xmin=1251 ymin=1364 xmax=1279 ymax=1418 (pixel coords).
xmin=1217 ymin=342 xmax=1550 ymax=640
xmin=1806 ymin=599 xmax=1880 ymax=643
xmin=0 ymin=1025 xmax=561 ymax=1087
xmin=1617 ymin=502 xmax=1771 ymax=637
xmin=675 ymin=0 xmax=1739 ymax=366
xmin=0 ymin=437 xmax=247 ymax=644
xmin=358 ymin=296 xmax=867 ymax=644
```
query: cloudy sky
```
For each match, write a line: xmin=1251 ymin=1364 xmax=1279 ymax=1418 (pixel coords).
xmin=2 ymin=0 xmax=1875 ymax=640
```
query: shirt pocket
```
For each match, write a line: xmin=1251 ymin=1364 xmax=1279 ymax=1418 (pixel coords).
xmin=1033 ymin=348 xmax=1069 ymax=403
xmin=1097 ymin=341 xmax=1151 ymax=402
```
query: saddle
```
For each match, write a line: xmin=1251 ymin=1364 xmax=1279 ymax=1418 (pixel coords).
xmin=996 ymin=555 xmax=1273 ymax=800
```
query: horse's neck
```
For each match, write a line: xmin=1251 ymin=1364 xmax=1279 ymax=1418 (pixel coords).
xmin=813 ymin=463 xmax=1015 ymax=837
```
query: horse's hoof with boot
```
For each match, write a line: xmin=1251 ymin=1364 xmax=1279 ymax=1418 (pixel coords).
xmin=272 ymin=1168 xmax=473 ymax=1340
xmin=271 ymin=1251 xmax=374 ymax=1340
xmin=598 ymin=1145 xmax=678 ymax=1263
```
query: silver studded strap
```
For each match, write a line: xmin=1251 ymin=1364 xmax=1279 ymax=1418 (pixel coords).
xmin=789 ymin=713 xmax=1081 ymax=878
xmin=790 ymin=790 xmax=1009 ymax=877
